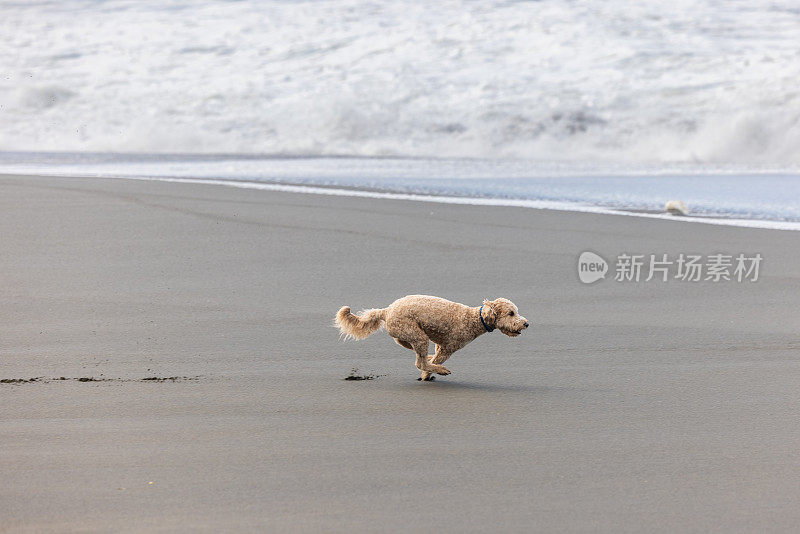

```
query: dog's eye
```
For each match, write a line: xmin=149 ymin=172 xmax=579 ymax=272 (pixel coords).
xmin=509 ymin=311 xmax=515 ymax=316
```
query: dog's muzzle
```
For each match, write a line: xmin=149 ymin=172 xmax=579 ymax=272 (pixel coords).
xmin=506 ymin=321 xmax=530 ymax=337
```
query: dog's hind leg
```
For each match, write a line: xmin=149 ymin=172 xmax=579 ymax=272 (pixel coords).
xmin=395 ymin=338 xmax=434 ymax=378
xmin=413 ymin=341 xmax=450 ymax=380
xmin=394 ymin=338 xmax=413 ymax=350
xmin=386 ymin=320 xmax=448 ymax=380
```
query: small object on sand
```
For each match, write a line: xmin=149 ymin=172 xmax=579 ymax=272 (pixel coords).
xmin=665 ymin=200 xmax=689 ymax=216
xmin=343 ymin=367 xmax=377 ymax=380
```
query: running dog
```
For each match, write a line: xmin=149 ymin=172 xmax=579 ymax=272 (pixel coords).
xmin=335 ymin=295 xmax=529 ymax=380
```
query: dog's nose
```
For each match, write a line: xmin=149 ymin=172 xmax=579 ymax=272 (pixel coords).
xmin=523 ymin=322 xmax=529 ymax=328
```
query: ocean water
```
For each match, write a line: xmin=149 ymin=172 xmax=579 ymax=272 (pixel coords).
xmin=2 ymin=153 xmax=799 ymax=230
xmin=1 ymin=1 xmax=798 ymax=228
xmin=1 ymin=0 xmax=799 ymax=164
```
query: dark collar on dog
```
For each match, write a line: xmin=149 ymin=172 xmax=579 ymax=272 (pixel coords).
xmin=479 ymin=304 xmax=494 ymax=332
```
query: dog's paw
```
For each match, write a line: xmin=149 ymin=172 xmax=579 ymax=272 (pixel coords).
xmin=418 ymin=375 xmax=436 ymax=381
xmin=434 ymin=366 xmax=451 ymax=376
xmin=418 ymin=369 xmax=437 ymax=381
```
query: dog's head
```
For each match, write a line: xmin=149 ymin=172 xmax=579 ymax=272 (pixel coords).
xmin=483 ymin=298 xmax=529 ymax=337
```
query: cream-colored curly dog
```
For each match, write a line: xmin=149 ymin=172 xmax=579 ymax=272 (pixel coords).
xmin=335 ymin=295 xmax=529 ymax=380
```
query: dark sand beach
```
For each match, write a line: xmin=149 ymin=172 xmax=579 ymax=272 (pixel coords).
xmin=2 ymin=174 xmax=800 ymax=532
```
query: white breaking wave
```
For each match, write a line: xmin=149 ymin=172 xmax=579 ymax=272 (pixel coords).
xmin=1 ymin=0 xmax=799 ymax=164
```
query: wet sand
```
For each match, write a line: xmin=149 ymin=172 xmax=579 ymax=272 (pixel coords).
xmin=2 ymin=174 xmax=800 ymax=532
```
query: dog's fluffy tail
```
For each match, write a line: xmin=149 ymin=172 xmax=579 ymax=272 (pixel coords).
xmin=335 ymin=306 xmax=387 ymax=340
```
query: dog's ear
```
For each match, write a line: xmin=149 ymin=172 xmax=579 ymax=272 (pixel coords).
xmin=482 ymin=299 xmax=497 ymax=327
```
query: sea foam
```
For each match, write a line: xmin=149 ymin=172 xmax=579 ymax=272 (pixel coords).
xmin=1 ymin=0 xmax=799 ymax=164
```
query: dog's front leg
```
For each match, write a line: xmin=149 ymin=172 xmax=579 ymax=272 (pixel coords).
xmin=428 ymin=344 xmax=453 ymax=365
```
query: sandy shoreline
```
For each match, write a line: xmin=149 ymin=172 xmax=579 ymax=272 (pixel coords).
xmin=2 ymin=174 xmax=800 ymax=532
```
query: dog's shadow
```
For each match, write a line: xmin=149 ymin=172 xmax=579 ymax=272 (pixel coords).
xmin=406 ymin=379 xmax=578 ymax=395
